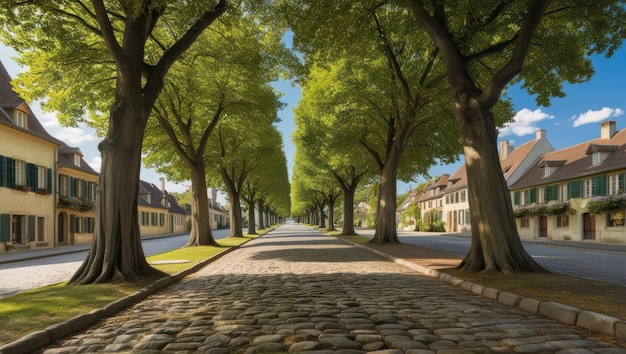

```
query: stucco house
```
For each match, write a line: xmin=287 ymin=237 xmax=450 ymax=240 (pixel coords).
xmin=138 ymin=179 xmax=188 ymax=237
xmin=510 ymin=121 xmax=626 ymax=243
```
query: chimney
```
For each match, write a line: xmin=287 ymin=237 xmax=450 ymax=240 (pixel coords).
xmin=499 ymin=140 xmax=514 ymax=160
xmin=601 ymin=120 xmax=616 ymax=139
xmin=211 ymin=189 xmax=218 ymax=206
xmin=159 ymin=177 xmax=165 ymax=192
xmin=536 ymin=129 xmax=546 ymax=140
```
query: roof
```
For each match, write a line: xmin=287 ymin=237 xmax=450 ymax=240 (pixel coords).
xmin=510 ymin=126 xmax=626 ymax=189
xmin=501 ymin=138 xmax=539 ymax=181
xmin=0 ymin=61 xmax=60 ymax=145
xmin=58 ymin=145 xmax=99 ymax=176
xmin=444 ymin=164 xmax=468 ymax=193
xmin=138 ymin=180 xmax=188 ymax=214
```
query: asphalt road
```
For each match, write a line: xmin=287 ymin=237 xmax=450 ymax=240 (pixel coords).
xmin=0 ymin=229 xmax=231 ymax=299
xmin=358 ymin=228 xmax=626 ymax=288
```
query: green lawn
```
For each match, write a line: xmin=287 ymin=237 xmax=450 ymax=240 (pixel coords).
xmin=0 ymin=229 xmax=270 ymax=345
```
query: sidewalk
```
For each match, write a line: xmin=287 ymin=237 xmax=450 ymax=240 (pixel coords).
xmin=1 ymin=225 xmax=625 ymax=354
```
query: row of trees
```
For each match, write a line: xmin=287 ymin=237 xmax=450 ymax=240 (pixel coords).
xmin=0 ymin=0 xmax=624 ymax=283
xmin=285 ymin=0 xmax=625 ymax=272
xmin=0 ymin=0 xmax=291 ymax=284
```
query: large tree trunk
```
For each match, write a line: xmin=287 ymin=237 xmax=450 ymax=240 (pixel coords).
xmin=341 ymin=184 xmax=357 ymax=235
xmin=70 ymin=99 xmax=165 ymax=284
xmin=318 ymin=204 xmax=326 ymax=229
xmin=187 ymin=164 xmax=217 ymax=246
xmin=456 ymin=105 xmax=545 ymax=273
xmin=370 ymin=152 xmax=401 ymax=244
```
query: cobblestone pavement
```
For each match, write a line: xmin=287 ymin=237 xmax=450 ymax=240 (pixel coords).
xmin=41 ymin=224 xmax=626 ymax=353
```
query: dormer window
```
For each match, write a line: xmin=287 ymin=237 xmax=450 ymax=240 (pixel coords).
xmin=74 ymin=154 xmax=81 ymax=167
xmin=591 ymin=152 xmax=601 ymax=166
xmin=543 ymin=166 xmax=552 ymax=177
xmin=540 ymin=160 xmax=565 ymax=178
xmin=15 ymin=110 xmax=26 ymax=128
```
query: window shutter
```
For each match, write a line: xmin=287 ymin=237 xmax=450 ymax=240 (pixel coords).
xmin=592 ymin=175 xmax=607 ymax=196
xmin=47 ymin=168 xmax=53 ymax=193
xmin=69 ymin=177 xmax=75 ymax=197
xmin=28 ymin=215 xmax=36 ymax=242
xmin=0 ymin=214 xmax=10 ymax=242
xmin=568 ymin=180 xmax=581 ymax=198
xmin=6 ymin=158 xmax=15 ymax=188
xmin=0 ymin=155 xmax=4 ymax=187
xmin=466 ymin=209 xmax=471 ymax=225
xmin=545 ymin=185 xmax=557 ymax=201
xmin=26 ymin=163 xmax=37 ymax=190
xmin=513 ymin=191 xmax=520 ymax=205
xmin=529 ymin=188 xmax=537 ymax=204
xmin=620 ymin=173 xmax=626 ymax=194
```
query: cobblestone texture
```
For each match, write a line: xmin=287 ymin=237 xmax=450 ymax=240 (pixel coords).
xmin=41 ymin=224 xmax=626 ymax=353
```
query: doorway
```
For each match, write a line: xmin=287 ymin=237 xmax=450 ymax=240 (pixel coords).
xmin=539 ymin=216 xmax=548 ymax=238
xmin=583 ymin=213 xmax=596 ymax=240
xmin=57 ymin=212 xmax=66 ymax=244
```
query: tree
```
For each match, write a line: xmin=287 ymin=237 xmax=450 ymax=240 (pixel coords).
xmin=205 ymin=86 xmax=283 ymax=237
xmin=404 ymin=0 xmax=626 ymax=272
xmin=0 ymin=1 xmax=226 ymax=283
xmin=142 ymin=11 xmax=279 ymax=246
xmin=282 ymin=1 xmax=462 ymax=243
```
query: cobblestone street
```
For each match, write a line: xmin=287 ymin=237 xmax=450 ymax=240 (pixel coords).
xmin=41 ymin=225 xmax=626 ymax=353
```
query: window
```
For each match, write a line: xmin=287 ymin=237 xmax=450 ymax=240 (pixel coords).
xmin=543 ymin=166 xmax=552 ymax=177
xmin=14 ymin=160 xmax=25 ymax=186
xmin=445 ymin=195 xmax=449 ymax=204
xmin=458 ymin=210 xmax=464 ymax=225
xmin=15 ymin=111 xmax=26 ymax=128
xmin=159 ymin=213 xmax=165 ymax=226
xmin=591 ymin=176 xmax=607 ymax=197
xmin=607 ymin=212 xmax=625 ymax=227
xmin=520 ymin=218 xmax=530 ymax=228
xmin=461 ymin=190 xmax=466 ymax=202
xmin=466 ymin=209 xmax=471 ymax=225
xmin=74 ymin=154 xmax=81 ymax=167
xmin=151 ymin=212 xmax=157 ymax=226
xmin=513 ymin=191 xmax=520 ymax=206
xmin=556 ymin=215 xmax=569 ymax=228
xmin=545 ymin=185 xmax=558 ymax=202
xmin=37 ymin=217 xmax=45 ymax=241
xmin=37 ymin=166 xmax=46 ymax=189
xmin=609 ymin=173 xmax=625 ymax=195
xmin=568 ymin=180 xmax=582 ymax=199
xmin=591 ymin=152 xmax=601 ymax=166
xmin=584 ymin=179 xmax=592 ymax=198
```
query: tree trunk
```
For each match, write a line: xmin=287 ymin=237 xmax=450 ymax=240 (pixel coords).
xmin=257 ymin=199 xmax=265 ymax=229
xmin=327 ymin=199 xmax=336 ymax=231
xmin=318 ymin=204 xmax=326 ymax=229
xmin=341 ymin=184 xmax=357 ymax=235
xmin=370 ymin=152 xmax=401 ymax=244
xmin=456 ymin=105 xmax=545 ymax=273
xmin=70 ymin=100 xmax=165 ymax=284
xmin=187 ymin=164 xmax=217 ymax=246
xmin=247 ymin=200 xmax=257 ymax=235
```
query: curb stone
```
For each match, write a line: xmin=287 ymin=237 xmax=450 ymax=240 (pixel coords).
xmin=0 ymin=240 xmax=250 ymax=354
xmin=335 ymin=236 xmax=626 ymax=343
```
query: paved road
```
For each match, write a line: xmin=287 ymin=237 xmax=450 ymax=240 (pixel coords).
xmin=41 ymin=224 xmax=625 ymax=353
xmin=357 ymin=228 xmax=626 ymax=288
xmin=0 ymin=230 xmax=231 ymax=299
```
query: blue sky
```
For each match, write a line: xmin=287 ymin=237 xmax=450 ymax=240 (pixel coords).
xmin=1 ymin=41 xmax=625 ymax=198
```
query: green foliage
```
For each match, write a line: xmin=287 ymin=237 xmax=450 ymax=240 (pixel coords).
xmin=513 ymin=203 xmax=575 ymax=218
xmin=586 ymin=195 xmax=626 ymax=214
xmin=418 ymin=209 xmax=445 ymax=232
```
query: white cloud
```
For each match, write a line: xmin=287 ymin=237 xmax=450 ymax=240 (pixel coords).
xmin=88 ymin=157 xmax=102 ymax=172
xmin=499 ymin=108 xmax=554 ymax=137
xmin=52 ymin=126 xmax=97 ymax=146
xmin=572 ymin=107 xmax=624 ymax=127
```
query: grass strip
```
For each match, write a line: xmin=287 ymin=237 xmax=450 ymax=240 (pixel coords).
xmin=0 ymin=233 xmax=260 ymax=345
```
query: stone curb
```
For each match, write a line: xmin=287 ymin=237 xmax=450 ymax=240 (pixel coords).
xmin=0 ymin=241 xmax=249 ymax=354
xmin=336 ymin=237 xmax=626 ymax=343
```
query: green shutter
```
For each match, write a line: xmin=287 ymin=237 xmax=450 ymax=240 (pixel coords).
xmin=620 ymin=173 xmax=626 ymax=194
xmin=513 ymin=191 xmax=520 ymax=205
xmin=529 ymin=188 xmax=537 ymax=204
xmin=6 ymin=158 xmax=15 ymax=188
xmin=568 ymin=180 xmax=581 ymax=199
xmin=545 ymin=185 xmax=557 ymax=201
xmin=466 ymin=209 xmax=471 ymax=225
xmin=28 ymin=215 xmax=36 ymax=242
xmin=592 ymin=175 xmax=607 ymax=196
xmin=47 ymin=168 xmax=52 ymax=193
xmin=0 ymin=214 xmax=10 ymax=242
xmin=26 ymin=163 xmax=37 ymax=190
xmin=69 ymin=177 xmax=75 ymax=197
xmin=0 ymin=155 xmax=5 ymax=187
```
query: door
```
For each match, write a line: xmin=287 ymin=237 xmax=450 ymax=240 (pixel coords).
xmin=539 ymin=216 xmax=548 ymax=238
xmin=583 ymin=213 xmax=596 ymax=240
xmin=57 ymin=212 xmax=65 ymax=244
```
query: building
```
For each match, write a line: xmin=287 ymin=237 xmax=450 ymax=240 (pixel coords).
xmin=1 ymin=60 xmax=191 ymax=252
xmin=1 ymin=61 xmax=60 ymax=251
xmin=510 ymin=121 xmax=626 ymax=243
